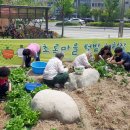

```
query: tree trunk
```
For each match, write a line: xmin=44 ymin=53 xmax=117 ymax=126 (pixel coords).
xmin=61 ymin=8 xmax=64 ymax=38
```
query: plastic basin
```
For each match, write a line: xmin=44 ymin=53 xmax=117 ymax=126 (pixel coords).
xmin=31 ymin=61 xmax=47 ymax=74
xmin=25 ymin=82 xmax=42 ymax=91
xmin=74 ymin=66 xmax=85 ymax=75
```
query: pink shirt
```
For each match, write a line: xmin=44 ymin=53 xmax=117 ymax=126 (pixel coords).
xmin=27 ymin=43 xmax=40 ymax=57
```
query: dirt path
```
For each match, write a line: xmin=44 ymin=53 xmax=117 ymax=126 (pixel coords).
xmin=0 ymin=103 xmax=9 ymax=130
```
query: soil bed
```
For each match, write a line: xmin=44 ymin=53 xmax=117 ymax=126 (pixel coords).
xmin=1 ymin=67 xmax=130 ymax=130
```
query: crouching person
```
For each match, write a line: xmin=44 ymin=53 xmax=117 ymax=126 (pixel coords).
xmin=43 ymin=52 xmax=69 ymax=88
xmin=73 ymin=51 xmax=93 ymax=68
xmin=0 ymin=67 xmax=12 ymax=100
xmin=108 ymin=47 xmax=130 ymax=72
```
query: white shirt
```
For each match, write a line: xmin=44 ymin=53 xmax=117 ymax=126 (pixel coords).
xmin=43 ymin=57 xmax=68 ymax=80
xmin=73 ymin=53 xmax=90 ymax=67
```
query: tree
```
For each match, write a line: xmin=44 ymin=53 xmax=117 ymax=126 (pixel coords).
xmin=79 ymin=4 xmax=91 ymax=18
xmin=103 ymin=0 xmax=119 ymax=22
xmin=125 ymin=9 xmax=130 ymax=19
xmin=91 ymin=8 xmax=102 ymax=21
xmin=11 ymin=0 xmax=36 ymax=6
xmin=0 ymin=0 xmax=3 ymax=4
xmin=51 ymin=0 xmax=74 ymax=37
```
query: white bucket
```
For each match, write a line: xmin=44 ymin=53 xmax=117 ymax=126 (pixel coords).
xmin=17 ymin=48 xmax=24 ymax=57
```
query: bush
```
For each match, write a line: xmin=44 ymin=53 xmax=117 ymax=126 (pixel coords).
xmin=87 ymin=22 xmax=130 ymax=27
xmin=56 ymin=22 xmax=81 ymax=26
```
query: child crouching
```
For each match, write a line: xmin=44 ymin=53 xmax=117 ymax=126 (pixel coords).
xmin=0 ymin=67 xmax=12 ymax=100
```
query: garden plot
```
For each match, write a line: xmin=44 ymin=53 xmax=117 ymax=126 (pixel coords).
xmin=31 ymin=76 xmax=130 ymax=130
xmin=0 ymin=62 xmax=130 ymax=130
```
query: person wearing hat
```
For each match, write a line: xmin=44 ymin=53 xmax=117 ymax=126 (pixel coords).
xmin=108 ymin=47 xmax=130 ymax=72
xmin=43 ymin=52 xmax=69 ymax=88
xmin=21 ymin=43 xmax=41 ymax=67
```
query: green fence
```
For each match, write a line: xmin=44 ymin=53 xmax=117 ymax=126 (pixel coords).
xmin=0 ymin=38 xmax=129 ymax=66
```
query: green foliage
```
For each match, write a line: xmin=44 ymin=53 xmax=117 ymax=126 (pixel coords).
xmin=56 ymin=22 xmax=81 ymax=26
xmin=50 ymin=128 xmax=57 ymax=130
xmin=53 ymin=0 xmax=74 ymax=15
xmin=79 ymin=4 xmax=91 ymax=17
xmin=31 ymin=84 xmax=48 ymax=97
xmin=93 ymin=60 xmax=110 ymax=77
xmin=87 ymin=22 xmax=130 ymax=27
xmin=11 ymin=0 xmax=36 ymax=6
xmin=125 ymin=9 xmax=130 ymax=19
xmin=51 ymin=0 xmax=74 ymax=37
xmin=93 ymin=60 xmax=126 ymax=78
xmin=9 ymin=68 xmax=28 ymax=84
xmin=5 ymin=98 xmax=31 ymax=117
xmin=103 ymin=0 xmax=120 ymax=22
xmin=5 ymin=68 xmax=47 ymax=129
xmin=5 ymin=90 xmax=39 ymax=126
xmin=91 ymin=8 xmax=102 ymax=21
xmin=6 ymin=84 xmax=30 ymax=101
xmin=87 ymin=22 xmax=114 ymax=27
xmin=6 ymin=116 xmax=25 ymax=130
xmin=0 ymin=0 xmax=3 ymax=4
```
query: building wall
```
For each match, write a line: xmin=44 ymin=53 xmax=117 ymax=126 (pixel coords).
xmin=91 ymin=0 xmax=104 ymax=8
xmin=125 ymin=0 xmax=130 ymax=10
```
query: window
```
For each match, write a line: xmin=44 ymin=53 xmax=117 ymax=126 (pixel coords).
xmin=95 ymin=3 xmax=97 ymax=7
xmin=98 ymin=3 xmax=101 ymax=7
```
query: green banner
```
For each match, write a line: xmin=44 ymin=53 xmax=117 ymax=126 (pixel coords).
xmin=0 ymin=38 xmax=129 ymax=66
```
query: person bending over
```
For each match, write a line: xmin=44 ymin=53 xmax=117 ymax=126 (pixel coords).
xmin=21 ymin=43 xmax=41 ymax=67
xmin=98 ymin=45 xmax=112 ymax=61
xmin=73 ymin=51 xmax=93 ymax=69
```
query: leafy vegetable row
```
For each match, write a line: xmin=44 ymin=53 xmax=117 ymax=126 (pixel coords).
xmin=5 ymin=68 xmax=48 ymax=130
xmin=92 ymin=60 xmax=127 ymax=78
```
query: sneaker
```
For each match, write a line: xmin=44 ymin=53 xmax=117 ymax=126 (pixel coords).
xmin=54 ymin=83 xmax=61 ymax=88
xmin=0 ymin=98 xmax=6 ymax=102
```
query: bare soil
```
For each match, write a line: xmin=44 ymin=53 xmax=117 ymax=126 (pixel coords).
xmin=0 ymin=103 xmax=9 ymax=130
xmin=32 ymin=75 xmax=130 ymax=130
xmin=1 ymin=68 xmax=130 ymax=130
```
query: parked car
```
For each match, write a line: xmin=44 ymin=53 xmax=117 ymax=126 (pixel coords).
xmin=31 ymin=18 xmax=45 ymax=24
xmin=64 ymin=17 xmax=69 ymax=21
xmin=67 ymin=18 xmax=85 ymax=25
xmin=50 ymin=16 xmax=56 ymax=20
xmin=82 ymin=18 xmax=94 ymax=23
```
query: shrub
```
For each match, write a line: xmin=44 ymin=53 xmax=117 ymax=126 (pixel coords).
xmin=56 ymin=22 xmax=81 ymax=26
xmin=87 ymin=22 xmax=130 ymax=27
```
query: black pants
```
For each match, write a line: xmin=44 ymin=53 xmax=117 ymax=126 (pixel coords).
xmin=0 ymin=83 xmax=9 ymax=98
xmin=44 ymin=72 xmax=69 ymax=88
xmin=124 ymin=62 xmax=130 ymax=71
xmin=25 ymin=56 xmax=31 ymax=67
xmin=115 ymin=56 xmax=130 ymax=71
xmin=25 ymin=50 xmax=41 ymax=67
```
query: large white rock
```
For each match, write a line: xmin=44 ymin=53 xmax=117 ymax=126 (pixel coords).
xmin=31 ymin=89 xmax=80 ymax=123
xmin=65 ymin=68 xmax=100 ymax=90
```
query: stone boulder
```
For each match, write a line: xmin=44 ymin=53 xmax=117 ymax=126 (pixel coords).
xmin=65 ymin=68 xmax=100 ymax=91
xmin=31 ymin=89 xmax=80 ymax=123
